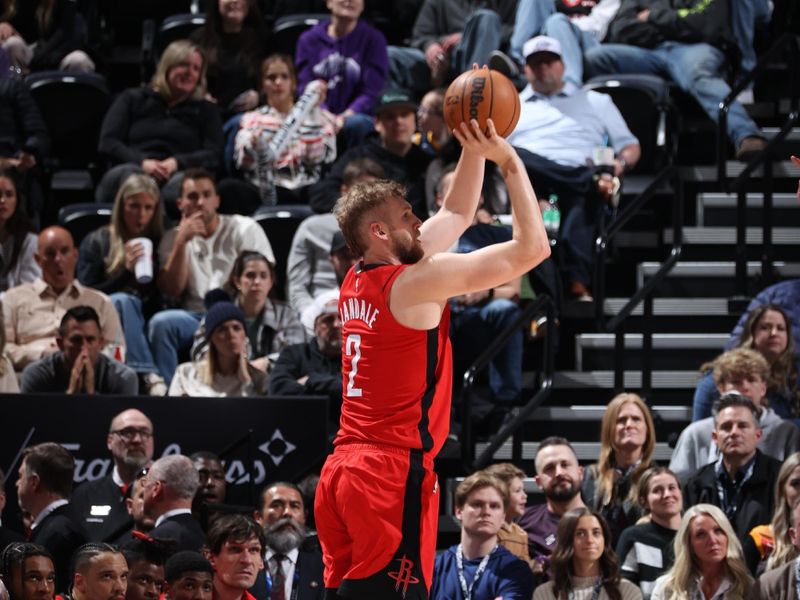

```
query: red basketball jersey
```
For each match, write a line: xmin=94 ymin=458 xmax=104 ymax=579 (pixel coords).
xmin=335 ymin=262 xmax=452 ymax=455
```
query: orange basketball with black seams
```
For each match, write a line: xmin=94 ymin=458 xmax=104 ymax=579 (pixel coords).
xmin=443 ymin=67 xmax=521 ymax=138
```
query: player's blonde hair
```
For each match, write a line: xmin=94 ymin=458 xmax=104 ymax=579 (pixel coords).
xmin=334 ymin=179 xmax=406 ymax=257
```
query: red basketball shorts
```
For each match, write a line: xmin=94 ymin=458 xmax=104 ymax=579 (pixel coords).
xmin=314 ymin=443 xmax=439 ymax=599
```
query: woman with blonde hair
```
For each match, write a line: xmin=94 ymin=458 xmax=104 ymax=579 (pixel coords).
xmin=582 ymin=393 xmax=656 ymax=546
xmin=78 ymin=172 xmax=166 ymax=394
xmin=533 ymin=507 xmax=641 ymax=600
xmin=743 ymin=451 xmax=800 ymax=573
xmin=651 ymin=504 xmax=752 ymax=600
xmin=96 ymin=40 xmax=223 ymax=216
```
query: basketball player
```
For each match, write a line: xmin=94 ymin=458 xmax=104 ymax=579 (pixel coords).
xmin=314 ymin=116 xmax=551 ymax=600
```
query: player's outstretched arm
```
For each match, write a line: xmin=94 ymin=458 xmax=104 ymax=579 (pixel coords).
xmin=393 ymin=123 xmax=550 ymax=311
xmin=419 ymin=115 xmax=511 ymax=255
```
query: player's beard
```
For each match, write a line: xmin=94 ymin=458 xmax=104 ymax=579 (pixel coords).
xmin=265 ymin=517 xmax=308 ymax=554
xmin=391 ymin=233 xmax=424 ymax=265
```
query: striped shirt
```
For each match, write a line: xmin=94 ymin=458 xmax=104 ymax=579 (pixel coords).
xmin=617 ymin=520 xmax=677 ymax=600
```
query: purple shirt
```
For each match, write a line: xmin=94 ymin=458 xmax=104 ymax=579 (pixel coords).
xmin=295 ymin=19 xmax=388 ymax=116
xmin=517 ymin=503 xmax=561 ymax=562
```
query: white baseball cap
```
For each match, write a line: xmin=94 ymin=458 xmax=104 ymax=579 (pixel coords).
xmin=523 ymin=36 xmax=563 ymax=61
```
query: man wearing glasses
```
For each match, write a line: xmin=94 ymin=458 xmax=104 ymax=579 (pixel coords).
xmin=72 ymin=409 xmax=155 ymax=543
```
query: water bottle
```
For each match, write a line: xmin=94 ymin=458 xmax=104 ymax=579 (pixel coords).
xmin=543 ymin=194 xmax=560 ymax=238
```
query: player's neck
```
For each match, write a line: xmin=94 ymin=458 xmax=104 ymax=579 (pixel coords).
xmin=460 ymin=532 xmax=497 ymax=560
xmin=362 ymin=248 xmax=401 ymax=266
xmin=212 ymin=579 xmax=247 ymax=600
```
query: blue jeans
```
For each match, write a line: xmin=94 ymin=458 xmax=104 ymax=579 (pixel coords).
xmin=111 ymin=292 xmax=158 ymax=374
xmin=509 ymin=0 xmax=555 ymax=63
xmin=148 ymin=309 xmax=202 ymax=384
xmin=451 ymin=299 xmax=523 ymax=405
xmin=542 ymin=13 xmax=599 ymax=86
xmin=731 ymin=0 xmax=771 ymax=76
xmin=387 ymin=9 xmax=504 ymax=97
xmin=585 ymin=41 xmax=762 ymax=147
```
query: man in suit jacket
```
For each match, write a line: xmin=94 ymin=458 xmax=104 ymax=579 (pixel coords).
xmin=71 ymin=408 xmax=155 ymax=542
xmin=251 ymin=482 xmax=324 ymax=600
xmin=0 ymin=468 xmax=25 ymax=555
xmin=682 ymin=395 xmax=782 ymax=572
xmin=207 ymin=515 xmax=264 ymax=600
xmin=15 ymin=442 xmax=88 ymax=594
xmin=142 ymin=455 xmax=205 ymax=553
xmin=750 ymin=497 xmax=800 ymax=599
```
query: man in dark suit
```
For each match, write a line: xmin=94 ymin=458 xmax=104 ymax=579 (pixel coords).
xmin=0 ymin=468 xmax=25 ymax=555
xmin=71 ymin=408 xmax=155 ymax=542
xmin=15 ymin=442 xmax=88 ymax=594
xmin=251 ymin=483 xmax=324 ymax=600
xmin=683 ymin=395 xmax=782 ymax=572
xmin=207 ymin=515 xmax=264 ymax=600
xmin=142 ymin=455 xmax=205 ymax=553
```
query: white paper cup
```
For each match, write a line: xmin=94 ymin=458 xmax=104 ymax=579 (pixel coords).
xmin=132 ymin=237 xmax=153 ymax=284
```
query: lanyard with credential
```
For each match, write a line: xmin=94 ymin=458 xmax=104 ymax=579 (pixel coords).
xmin=567 ymin=580 xmax=603 ymax=600
xmin=456 ymin=545 xmax=497 ymax=600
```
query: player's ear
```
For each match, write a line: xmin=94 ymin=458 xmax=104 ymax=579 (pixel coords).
xmin=370 ymin=221 xmax=387 ymax=239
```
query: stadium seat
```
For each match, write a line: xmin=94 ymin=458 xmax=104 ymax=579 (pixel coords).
xmin=272 ymin=13 xmax=328 ymax=56
xmin=25 ymin=71 xmax=111 ymax=172
xmin=58 ymin=203 xmax=113 ymax=247
xmin=253 ymin=204 xmax=315 ymax=301
xmin=154 ymin=13 xmax=207 ymax=58
xmin=583 ymin=74 xmax=675 ymax=174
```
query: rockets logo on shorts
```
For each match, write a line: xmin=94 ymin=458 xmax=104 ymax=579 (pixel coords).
xmin=387 ymin=554 xmax=420 ymax=598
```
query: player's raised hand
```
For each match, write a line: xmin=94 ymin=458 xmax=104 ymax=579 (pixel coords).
xmin=453 ymin=118 xmax=515 ymax=169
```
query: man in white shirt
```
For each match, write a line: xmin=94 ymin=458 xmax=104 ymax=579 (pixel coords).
xmin=148 ymin=168 xmax=274 ymax=383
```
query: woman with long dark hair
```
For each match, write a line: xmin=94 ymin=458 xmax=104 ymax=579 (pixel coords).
xmin=692 ymin=303 xmax=799 ymax=421
xmin=190 ymin=251 xmax=305 ymax=373
xmin=0 ymin=169 xmax=39 ymax=292
xmin=191 ymin=0 xmax=269 ymax=118
xmin=534 ymin=507 xmax=641 ymax=600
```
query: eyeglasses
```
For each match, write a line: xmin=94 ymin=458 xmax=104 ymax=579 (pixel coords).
xmin=136 ymin=467 xmax=150 ymax=480
xmin=110 ymin=427 xmax=153 ymax=441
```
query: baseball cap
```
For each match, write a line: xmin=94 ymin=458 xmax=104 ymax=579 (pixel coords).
xmin=376 ymin=90 xmax=417 ymax=116
xmin=523 ymin=36 xmax=563 ymax=61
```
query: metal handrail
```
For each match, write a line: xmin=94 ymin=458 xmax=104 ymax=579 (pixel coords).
xmin=717 ymin=33 xmax=799 ymax=297
xmin=593 ymin=165 xmax=684 ymax=397
xmin=461 ymin=294 xmax=556 ymax=471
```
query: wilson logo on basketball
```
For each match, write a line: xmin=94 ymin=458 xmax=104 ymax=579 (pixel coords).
xmin=468 ymin=76 xmax=486 ymax=120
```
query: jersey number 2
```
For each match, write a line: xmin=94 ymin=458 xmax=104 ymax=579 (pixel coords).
xmin=345 ymin=334 xmax=363 ymax=397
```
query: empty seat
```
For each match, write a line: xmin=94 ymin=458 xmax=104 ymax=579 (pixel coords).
xmin=25 ymin=71 xmax=112 ymax=171
xmin=58 ymin=203 xmax=113 ymax=247
xmin=154 ymin=13 xmax=207 ymax=58
xmin=253 ymin=204 xmax=315 ymax=301
xmin=583 ymin=74 xmax=675 ymax=174
xmin=272 ymin=13 xmax=328 ymax=56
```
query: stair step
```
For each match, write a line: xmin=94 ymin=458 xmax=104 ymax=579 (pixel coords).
xmin=697 ymin=193 xmax=800 ymax=227
xmin=664 ymin=227 xmax=800 ymax=245
xmin=474 ymin=441 xmax=675 ymax=462
xmin=575 ymin=333 xmax=727 ymax=371
xmin=554 ymin=370 xmax=699 ymax=389
xmin=679 ymin=160 xmax=800 ymax=182
xmin=636 ymin=261 xmax=800 ymax=296
xmin=528 ymin=404 xmax=691 ymax=421
xmin=603 ymin=297 xmax=730 ymax=316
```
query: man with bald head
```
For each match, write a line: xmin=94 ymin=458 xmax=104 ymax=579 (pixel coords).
xmin=3 ymin=226 xmax=124 ymax=371
xmin=72 ymin=408 xmax=155 ymax=542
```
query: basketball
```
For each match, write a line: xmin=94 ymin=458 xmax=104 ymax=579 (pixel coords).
xmin=443 ymin=67 xmax=521 ymax=138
